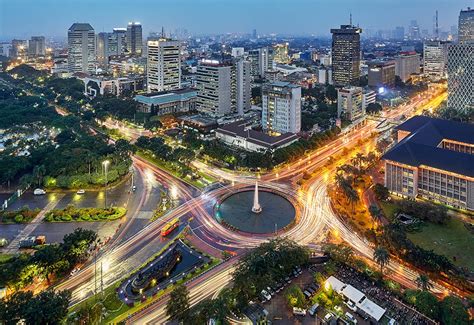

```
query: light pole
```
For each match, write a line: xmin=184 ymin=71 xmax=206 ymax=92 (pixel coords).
xmin=102 ymin=160 xmax=110 ymax=208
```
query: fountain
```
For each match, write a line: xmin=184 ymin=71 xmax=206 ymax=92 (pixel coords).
xmin=252 ymin=181 xmax=262 ymax=213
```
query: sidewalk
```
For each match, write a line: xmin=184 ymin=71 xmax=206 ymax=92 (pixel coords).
xmin=3 ymin=194 xmax=65 ymax=253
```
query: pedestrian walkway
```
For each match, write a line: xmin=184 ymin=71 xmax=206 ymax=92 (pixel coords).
xmin=4 ymin=194 xmax=65 ymax=253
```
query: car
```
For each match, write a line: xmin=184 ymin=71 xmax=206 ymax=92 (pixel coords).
xmin=303 ymin=290 xmax=312 ymax=298
xmin=324 ymin=313 xmax=334 ymax=322
xmin=33 ymin=188 xmax=46 ymax=195
xmin=345 ymin=300 xmax=357 ymax=312
xmin=285 ymin=276 xmax=292 ymax=284
xmin=70 ymin=267 xmax=80 ymax=276
xmin=308 ymin=303 xmax=319 ymax=316
xmin=345 ymin=312 xmax=357 ymax=324
xmin=261 ymin=290 xmax=271 ymax=301
xmin=309 ymin=283 xmax=319 ymax=291
xmin=292 ymin=307 xmax=306 ymax=316
xmin=132 ymin=185 xmax=137 ymax=192
xmin=266 ymin=287 xmax=275 ymax=296
xmin=76 ymin=189 xmax=85 ymax=194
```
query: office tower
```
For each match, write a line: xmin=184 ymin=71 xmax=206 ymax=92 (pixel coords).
xmin=196 ymin=60 xmax=232 ymax=117
xmin=248 ymin=47 xmax=274 ymax=79
xmin=28 ymin=36 xmax=46 ymax=57
xmin=273 ymin=43 xmax=289 ymax=64
xmin=459 ymin=7 xmax=474 ymax=44
xmin=147 ymin=38 xmax=181 ymax=92
xmin=409 ymin=20 xmax=421 ymax=40
xmin=68 ymin=23 xmax=96 ymax=73
xmin=111 ymin=28 xmax=127 ymax=56
xmin=96 ymin=33 xmax=109 ymax=67
xmin=395 ymin=51 xmax=421 ymax=82
xmin=447 ymin=43 xmax=474 ymax=112
xmin=231 ymin=58 xmax=251 ymax=115
xmin=252 ymin=29 xmax=257 ymax=39
xmin=393 ymin=26 xmax=405 ymax=40
xmin=126 ymin=22 xmax=143 ymax=56
xmin=423 ymin=40 xmax=449 ymax=81
xmin=331 ymin=25 xmax=362 ymax=86
xmin=0 ymin=43 xmax=11 ymax=57
xmin=368 ymin=60 xmax=396 ymax=88
xmin=337 ymin=86 xmax=365 ymax=122
xmin=262 ymin=82 xmax=301 ymax=134
xmin=231 ymin=47 xmax=245 ymax=58
xmin=11 ymin=39 xmax=28 ymax=60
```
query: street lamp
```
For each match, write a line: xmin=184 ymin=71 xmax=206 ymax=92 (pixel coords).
xmin=102 ymin=160 xmax=110 ymax=208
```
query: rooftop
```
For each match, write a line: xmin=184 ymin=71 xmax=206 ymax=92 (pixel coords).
xmin=383 ymin=116 xmax=474 ymax=177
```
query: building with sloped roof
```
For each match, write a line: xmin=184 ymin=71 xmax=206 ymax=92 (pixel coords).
xmin=382 ymin=115 xmax=474 ymax=210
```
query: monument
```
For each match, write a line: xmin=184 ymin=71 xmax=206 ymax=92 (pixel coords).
xmin=252 ymin=181 xmax=262 ymax=213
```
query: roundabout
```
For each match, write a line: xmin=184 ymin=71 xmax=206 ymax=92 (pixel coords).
xmin=214 ymin=182 xmax=297 ymax=234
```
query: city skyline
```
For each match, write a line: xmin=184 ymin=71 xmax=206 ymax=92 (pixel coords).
xmin=1 ymin=0 xmax=472 ymax=39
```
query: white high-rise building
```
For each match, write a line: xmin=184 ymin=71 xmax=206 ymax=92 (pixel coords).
xmin=262 ymin=81 xmax=301 ymax=134
xmin=458 ymin=7 xmax=474 ymax=44
xmin=423 ymin=40 xmax=449 ymax=81
xmin=248 ymin=47 xmax=274 ymax=79
xmin=447 ymin=43 xmax=474 ymax=112
xmin=337 ymin=86 xmax=365 ymax=122
xmin=231 ymin=47 xmax=245 ymax=58
xmin=231 ymin=58 xmax=252 ymax=115
xmin=68 ymin=23 xmax=96 ymax=73
xmin=196 ymin=60 xmax=232 ymax=117
xmin=395 ymin=51 xmax=421 ymax=82
xmin=147 ymin=38 xmax=181 ymax=93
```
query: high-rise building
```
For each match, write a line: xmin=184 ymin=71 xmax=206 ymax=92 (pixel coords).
xmin=393 ymin=26 xmax=405 ymax=40
xmin=248 ymin=47 xmax=274 ymax=79
xmin=231 ymin=58 xmax=251 ymax=115
xmin=337 ymin=86 xmax=365 ymax=122
xmin=262 ymin=81 xmax=301 ymax=134
xmin=110 ymin=28 xmax=127 ymax=56
xmin=67 ymin=23 xmax=96 ymax=73
xmin=0 ymin=43 xmax=12 ymax=57
xmin=147 ymin=38 xmax=181 ymax=93
xmin=330 ymin=25 xmax=362 ymax=86
xmin=231 ymin=47 xmax=245 ymax=58
xmin=196 ymin=60 xmax=232 ymax=117
xmin=395 ymin=51 xmax=421 ymax=82
xmin=458 ymin=7 xmax=474 ymax=44
xmin=126 ymin=22 xmax=143 ymax=56
xmin=28 ymin=36 xmax=46 ymax=57
xmin=423 ymin=40 xmax=449 ymax=81
xmin=11 ymin=39 xmax=28 ymax=60
xmin=96 ymin=32 xmax=110 ymax=67
xmin=252 ymin=29 xmax=257 ymax=39
xmin=409 ymin=20 xmax=421 ymax=40
xmin=368 ymin=60 xmax=396 ymax=88
xmin=273 ymin=43 xmax=289 ymax=64
xmin=447 ymin=43 xmax=474 ymax=112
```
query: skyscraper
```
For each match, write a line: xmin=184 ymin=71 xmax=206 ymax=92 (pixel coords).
xmin=262 ymin=82 xmax=301 ymax=134
xmin=248 ymin=47 xmax=274 ymax=79
xmin=11 ymin=39 xmax=27 ymax=60
xmin=423 ymin=40 xmax=449 ymax=81
xmin=393 ymin=26 xmax=405 ymax=40
xmin=337 ymin=86 xmax=365 ymax=122
xmin=330 ymin=25 xmax=362 ymax=87
xmin=28 ymin=36 xmax=45 ymax=57
xmin=111 ymin=28 xmax=127 ymax=56
xmin=231 ymin=58 xmax=251 ymax=115
xmin=96 ymin=33 xmax=109 ymax=67
xmin=126 ymin=22 xmax=143 ymax=56
xmin=447 ymin=43 xmax=473 ymax=112
xmin=458 ymin=7 xmax=474 ymax=44
xmin=273 ymin=43 xmax=289 ymax=64
xmin=67 ymin=23 xmax=96 ymax=73
xmin=147 ymin=38 xmax=181 ymax=92
xmin=196 ymin=60 xmax=232 ymax=117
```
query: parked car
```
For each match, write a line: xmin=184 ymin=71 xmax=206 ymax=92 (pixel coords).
xmin=292 ymin=307 xmax=306 ymax=316
xmin=33 ymin=188 xmax=46 ymax=195
xmin=345 ymin=312 xmax=357 ymax=324
xmin=70 ymin=267 xmax=81 ymax=276
xmin=308 ymin=303 xmax=319 ymax=316
xmin=345 ymin=300 xmax=357 ymax=312
xmin=285 ymin=276 xmax=292 ymax=284
xmin=324 ymin=313 xmax=334 ymax=322
xmin=76 ymin=189 xmax=85 ymax=194
xmin=261 ymin=290 xmax=271 ymax=301
xmin=132 ymin=185 xmax=137 ymax=192
xmin=303 ymin=290 xmax=312 ymax=298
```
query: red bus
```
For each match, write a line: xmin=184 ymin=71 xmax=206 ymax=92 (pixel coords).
xmin=161 ymin=218 xmax=179 ymax=236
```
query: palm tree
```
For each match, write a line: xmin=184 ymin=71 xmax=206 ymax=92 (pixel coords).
xmin=415 ymin=274 xmax=433 ymax=291
xmin=32 ymin=165 xmax=46 ymax=187
xmin=373 ymin=246 xmax=390 ymax=274
xmin=369 ymin=204 xmax=382 ymax=229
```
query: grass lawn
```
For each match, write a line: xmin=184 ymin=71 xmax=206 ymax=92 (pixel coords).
xmin=408 ymin=217 xmax=474 ymax=271
xmin=0 ymin=253 xmax=13 ymax=264
xmin=379 ymin=201 xmax=399 ymax=221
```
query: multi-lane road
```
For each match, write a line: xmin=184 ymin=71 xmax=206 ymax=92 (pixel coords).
xmin=56 ymin=85 xmax=453 ymax=323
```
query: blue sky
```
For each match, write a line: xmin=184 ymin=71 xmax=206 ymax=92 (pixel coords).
xmin=0 ymin=0 xmax=471 ymax=38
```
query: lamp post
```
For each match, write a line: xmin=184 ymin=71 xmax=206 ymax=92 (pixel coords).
xmin=102 ymin=160 xmax=110 ymax=208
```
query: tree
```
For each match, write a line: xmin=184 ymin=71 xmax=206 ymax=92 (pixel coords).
xmin=373 ymin=246 xmax=390 ymax=274
xmin=22 ymin=290 xmax=71 ymax=324
xmin=373 ymin=183 xmax=390 ymax=201
xmin=412 ymin=291 xmax=440 ymax=320
xmin=33 ymin=244 xmax=66 ymax=283
xmin=166 ymin=284 xmax=190 ymax=323
xmin=285 ymin=285 xmax=307 ymax=308
xmin=325 ymin=85 xmax=337 ymax=102
xmin=32 ymin=165 xmax=46 ymax=187
xmin=366 ymin=102 xmax=383 ymax=114
xmin=369 ymin=204 xmax=382 ymax=229
xmin=415 ymin=274 xmax=433 ymax=291
xmin=62 ymin=228 xmax=97 ymax=264
xmin=0 ymin=291 xmax=32 ymax=325
xmin=439 ymin=296 xmax=470 ymax=325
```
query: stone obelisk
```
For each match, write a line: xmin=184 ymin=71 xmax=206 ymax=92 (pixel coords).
xmin=252 ymin=181 xmax=262 ymax=213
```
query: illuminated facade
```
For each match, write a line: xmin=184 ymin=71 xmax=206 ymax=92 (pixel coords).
xmin=383 ymin=116 xmax=474 ymax=210
xmin=423 ymin=40 xmax=449 ymax=81
xmin=126 ymin=22 xmax=143 ymax=56
xmin=458 ymin=7 xmax=474 ymax=44
xmin=273 ymin=43 xmax=290 ymax=64
xmin=447 ymin=43 xmax=474 ymax=113
xmin=147 ymin=38 xmax=181 ymax=92
xmin=330 ymin=25 xmax=362 ymax=86
xmin=337 ymin=86 xmax=365 ymax=122
xmin=67 ymin=23 xmax=96 ymax=73
xmin=262 ymin=81 xmax=301 ymax=134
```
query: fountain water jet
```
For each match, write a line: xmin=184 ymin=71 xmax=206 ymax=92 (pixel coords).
xmin=252 ymin=181 xmax=262 ymax=213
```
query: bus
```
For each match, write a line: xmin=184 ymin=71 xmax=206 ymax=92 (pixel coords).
xmin=161 ymin=218 xmax=179 ymax=236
